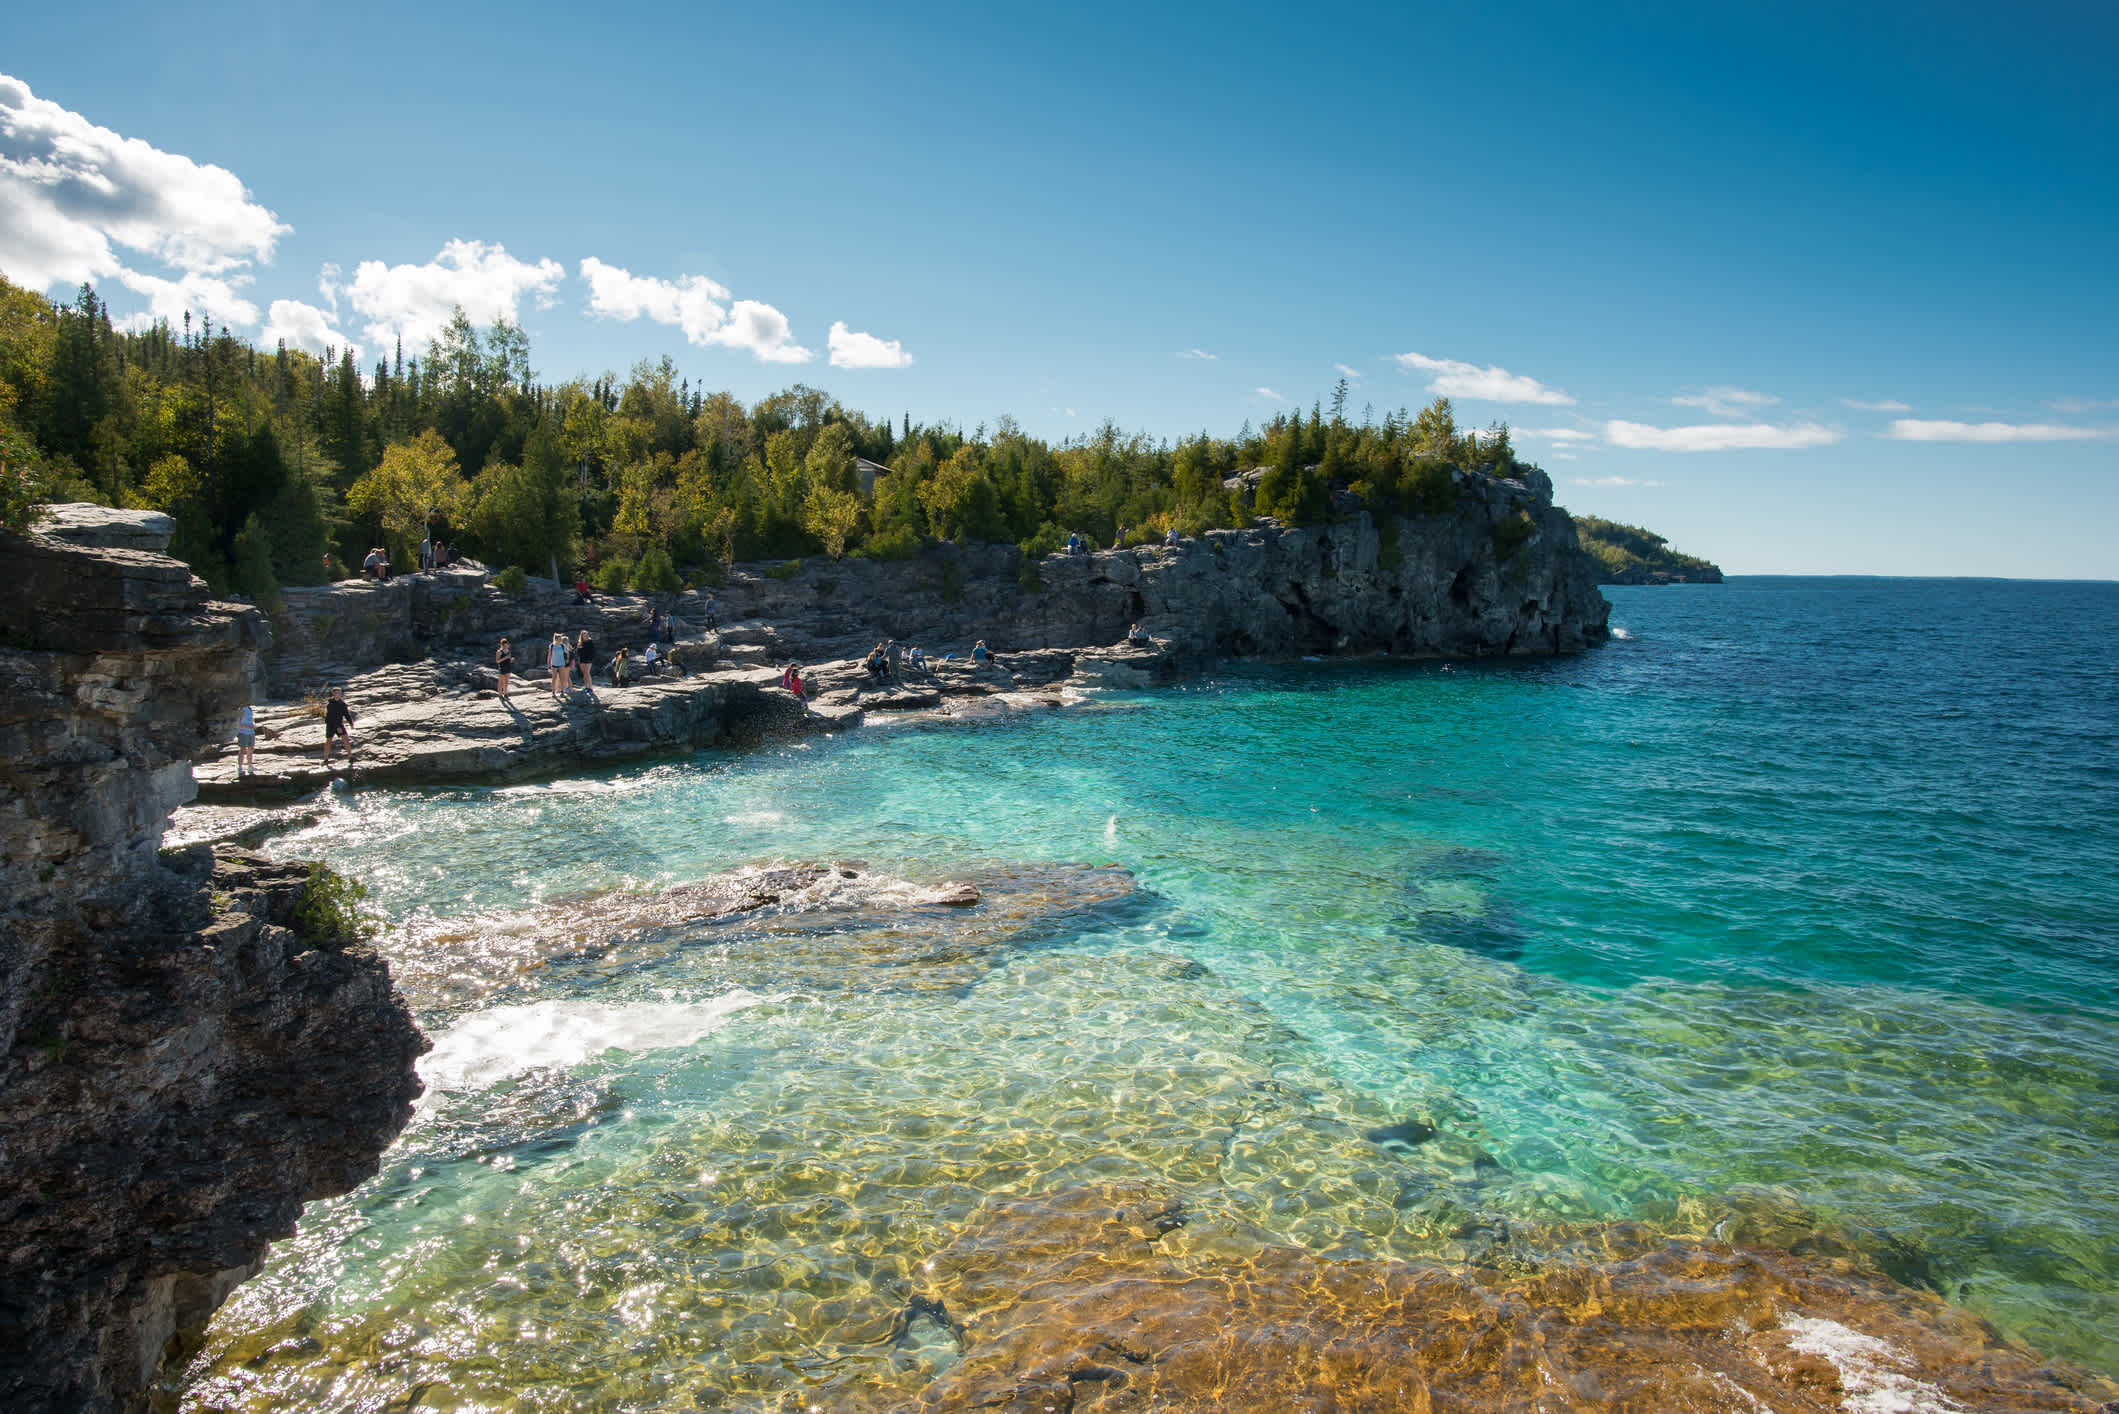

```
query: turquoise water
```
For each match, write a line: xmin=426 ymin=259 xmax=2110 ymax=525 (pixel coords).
xmin=171 ymin=577 xmax=2119 ymax=1409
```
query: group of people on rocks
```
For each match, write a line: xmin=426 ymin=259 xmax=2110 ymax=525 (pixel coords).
xmin=357 ymin=540 xmax=462 ymax=581
xmin=486 ymin=601 xmax=689 ymax=700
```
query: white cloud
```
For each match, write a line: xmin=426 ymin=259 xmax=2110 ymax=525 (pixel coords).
xmin=336 ymin=239 xmax=563 ymax=352
xmin=1604 ymin=419 xmax=1841 ymax=452
xmin=0 ymin=71 xmax=286 ymax=322
xmin=1672 ymin=385 xmax=1777 ymax=418
xmin=1393 ymin=351 xmax=1574 ymax=406
xmin=1256 ymin=386 xmax=1285 ymax=401
xmin=260 ymin=298 xmax=359 ymax=360
xmin=1176 ymin=347 xmax=1217 ymax=360
xmin=1519 ymin=425 xmax=1598 ymax=444
xmin=1883 ymin=419 xmax=2111 ymax=443
xmin=1552 ymin=452 xmax=1578 ymax=460
xmin=112 ymin=267 xmax=258 ymax=329
xmin=827 ymin=320 xmax=912 ymax=369
xmin=1334 ymin=362 xmax=1363 ymax=380
xmin=2047 ymin=397 xmax=2119 ymax=414
xmin=1842 ymin=397 xmax=1912 ymax=412
xmin=578 ymin=257 xmax=811 ymax=363
xmin=1571 ymin=475 xmax=1663 ymax=487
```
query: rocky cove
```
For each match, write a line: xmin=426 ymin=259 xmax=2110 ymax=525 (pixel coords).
xmin=8 ymin=487 xmax=2115 ymax=1413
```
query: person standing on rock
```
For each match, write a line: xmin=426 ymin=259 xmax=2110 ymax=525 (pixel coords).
xmin=495 ymin=638 xmax=515 ymax=698
xmin=575 ymin=629 xmax=598 ymax=690
xmin=323 ymin=687 xmax=355 ymax=768
xmin=548 ymin=633 xmax=570 ymax=697
xmin=235 ymin=703 xmax=257 ymax=775
xmin=887 ymin=639 xmax=904 ymax=682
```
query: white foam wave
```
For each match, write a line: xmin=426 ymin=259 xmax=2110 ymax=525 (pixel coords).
xmin=420 ymin=990 xmax=782 ymax=1094
xmin=1781 ymin=1316 xmax=1961 ymax=1414
xmin=1611 ymin=626 xmax=1635 ymax=640
xmin=724 ymin=810 xmax=788 ymax=826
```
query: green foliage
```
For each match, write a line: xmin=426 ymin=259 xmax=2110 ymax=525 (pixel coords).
xmin=293 ymin=861 xmax=372 ymax=948
xmin=1575 ymin=516 xmax=1720 ymax=581
xmin=858 ymin=524 xmax=922 ymax=560
xmin=1018 ymin=521 xmax=1067 ymax=560
xmin=594 ymin=557 xmax=633 ymax=593
xmin=1492 ymin=509 xmax=1537 ymax=562
xmin=765 ymin=558 xmax=803 ymax=580
xmin=631 ymin=544 xmax=681 ymax=592
xmin=0 ymin=271 xmax=1559 ymax=585
xmin=494 ymin=564 xmax=528 ymax=595
xmin=233 ymin=513 xmax=282 ymax=611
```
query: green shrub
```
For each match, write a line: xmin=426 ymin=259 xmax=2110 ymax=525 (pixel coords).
xmin=858 ymin=525 xmax=923 ymax=561
xmin=233 ymin=514 xmax=282 ymax=612
xmin=631 ymin=545 xmax=682 ymax=593
xmin=1492 ymin=509 xmax=1537 ymax=562
xmin=495 ymin=565 xmax=528 ymax=595
xmin=1018 ymin=522 xmax=1067 ymax=560
xmin=293 ymin=862 xmax=372 ymax=948
xmin=595 ymin=557 xmax=633 ymax=593
xmin=1017 ymin=557 xmax=1043 ymax=590
xmin=765 ymin=559 xmax=803 ymax=580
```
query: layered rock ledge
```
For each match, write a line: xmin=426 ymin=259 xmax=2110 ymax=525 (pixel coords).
xmin=0 ymin=527 xmax=425 ymax=1413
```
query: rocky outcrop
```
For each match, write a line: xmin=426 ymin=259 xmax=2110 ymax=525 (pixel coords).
xmin=249 ymin=468 xmax=1608 ymax=703
xmin=0 ymin=525 xmax=425 ymax=1413
xmin=1603 ymin=561 xmax=1726 ymax=585
xmin=32 ymin=501 xmax=178 ymax=554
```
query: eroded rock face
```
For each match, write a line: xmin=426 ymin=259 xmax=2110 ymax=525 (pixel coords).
xmin=0 ymin=529 xmax=425 ymax=1413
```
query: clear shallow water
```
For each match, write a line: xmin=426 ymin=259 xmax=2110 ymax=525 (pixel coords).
xmin=170 ymin=577 xmax=2119 ymax=1408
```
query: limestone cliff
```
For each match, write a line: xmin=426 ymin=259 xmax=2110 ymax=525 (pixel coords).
xmin=0 ymin=524 xmax=425 ymax=1413
xmin=249 ymin=467 xmax=1609 ymax=699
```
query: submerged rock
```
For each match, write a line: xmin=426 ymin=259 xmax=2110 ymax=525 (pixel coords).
xmin=914 ymin=1182 xmax=2114 ymax=1413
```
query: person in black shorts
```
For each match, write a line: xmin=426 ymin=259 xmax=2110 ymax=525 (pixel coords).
xmin=575 ymin=629 xmax=597 ymax=689
xmin=495 ymin=637 xmax=515 ymax=697
xmin=323 ymin=687 xmax=355 ymax=767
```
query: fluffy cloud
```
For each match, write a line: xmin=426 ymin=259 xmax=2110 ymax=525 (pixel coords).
xmin=334 ymin=240 xmax=563 ymax=353
xmin=112 ymin=268 xmax=259 ymax=330
xmin=1571 ymin=475 xmax=1663 ymax=487
xmin=0 ymin=71 xmax=287 ymax=320
xmin=1883 ymin=419 xmax=2111 ymax=443
xmin=1672 ymin=386 xmax=1777 ymax=418
xmin=1394 ymin=352 xmax=1574 ymax=406
xmin=1842 ymin=397 xmax=1912 ymax=412
xmin=260 ymin=298 xmax=359 ymax=360
xmin=2047 ymin=397 xmax=2119 ymax=414
xmin=1334 ymin=363 xmax=1363 ymax=380
xmin=827 ymin=321 xmax=912 ymax=369
xmin=1176 ymin=347 xmax=1217 ymax=360
xmin=1256 ymin=386 xmax=1285 ymax=401
xmin=1519 ymin=425 xmax=1598 ymax=444
xmin=1604 ymin=420 xmax=1841 ymax=452
xmin=579 ymin=257 xmax=811 ymax=363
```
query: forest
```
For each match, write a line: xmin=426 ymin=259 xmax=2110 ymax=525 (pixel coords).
xmin=0 ymin=278 xmax=1536 ymax=604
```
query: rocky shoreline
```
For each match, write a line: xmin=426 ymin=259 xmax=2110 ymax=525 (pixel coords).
xmin=0 ymin=525 xmax=425 ymax=1413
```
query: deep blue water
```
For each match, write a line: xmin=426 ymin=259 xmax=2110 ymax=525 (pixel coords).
xmin=171 ymin=576 xmax=2119 ymax=1408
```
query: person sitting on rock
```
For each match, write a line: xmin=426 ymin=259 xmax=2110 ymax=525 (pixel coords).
xmin=323 ymin=687 xmax=355 ymax=768
xmin=702 ymin=595 xmax=717 ymax=632
xmin=785 ymin=664 xmax=810 ymax=711
xmin=574 ymin=577 xmax=593 ymax=605
xmin=1165 ymin=525 xmax=1180 ymax=546
xmin=908 ymin=644 xmax=929 ymax=673
xmin=864 ymin=643 xmax=890 ymax=681
xmin=642 ymin=642 xmax=661 ymax=675
xmin=971 ymin=639 xmax=996 ymax=670
xmin=1127 ymin=622 xmax=1148 ymax=644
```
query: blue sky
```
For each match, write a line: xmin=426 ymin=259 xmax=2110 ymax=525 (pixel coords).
xmin=4 ymin=0 xmax=2114 ymax=576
